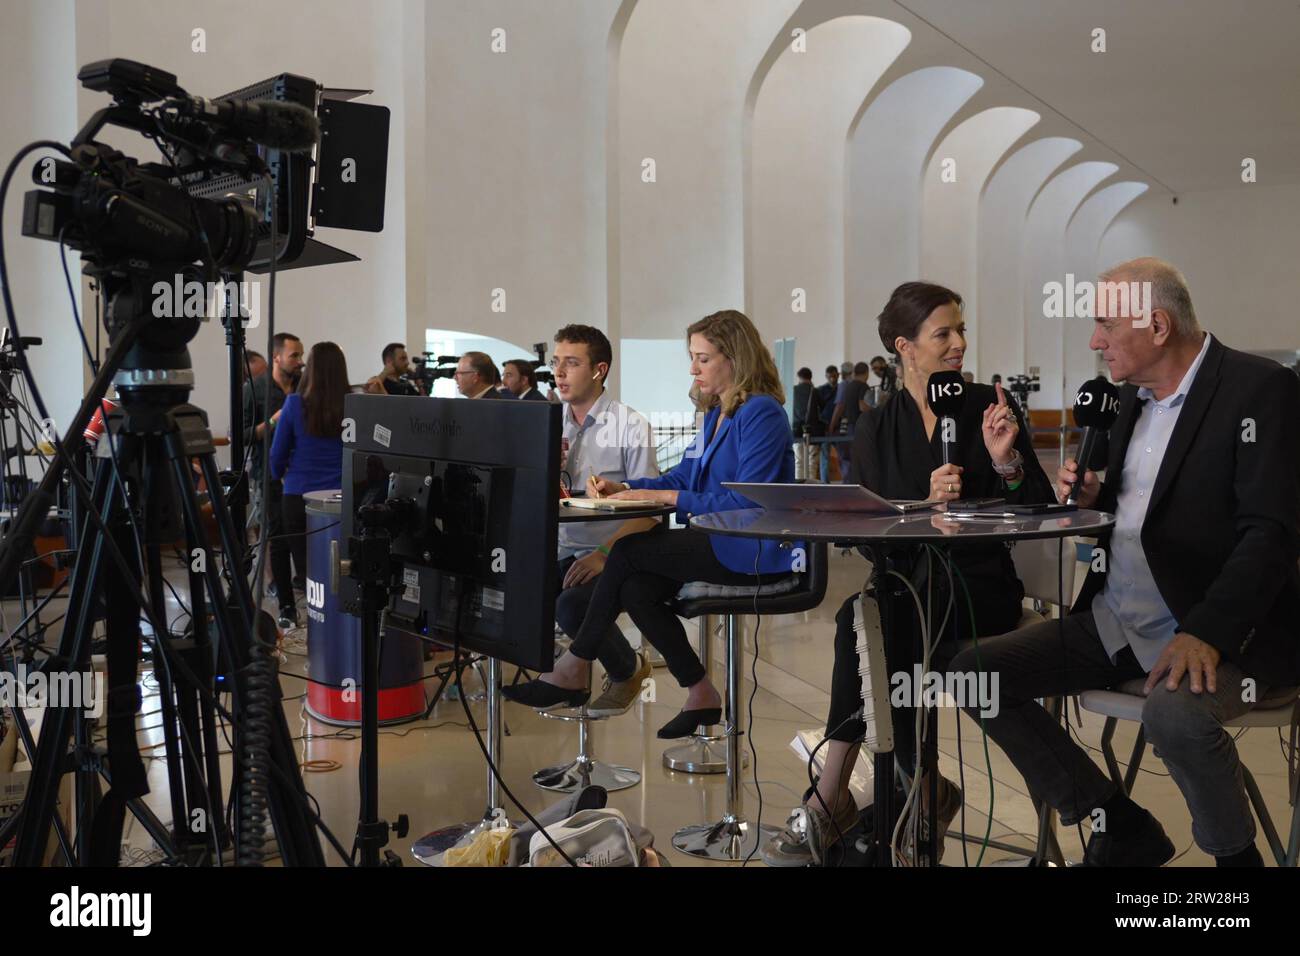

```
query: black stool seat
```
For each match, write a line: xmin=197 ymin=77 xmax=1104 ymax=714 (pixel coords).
xmin=671 ymin=542 xmax=828 ymax=618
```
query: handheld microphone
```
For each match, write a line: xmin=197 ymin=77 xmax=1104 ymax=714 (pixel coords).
xmin=169 ymin=96 xmax=321 ymax=153
xmin=926 ymin=370 xmax=966 ymax=465
xmin=1069 ymin=377 xmax=1120 ymax=504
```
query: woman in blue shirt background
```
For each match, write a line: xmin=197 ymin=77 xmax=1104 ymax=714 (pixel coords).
xmin=270 ymin=341 xmax=351 ymax=628
xmin=505 ymin=310 xmax=797 ymax=739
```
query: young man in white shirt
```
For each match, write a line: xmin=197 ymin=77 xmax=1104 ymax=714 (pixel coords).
xmin=502 ymin=324 xmax=660 ymax=715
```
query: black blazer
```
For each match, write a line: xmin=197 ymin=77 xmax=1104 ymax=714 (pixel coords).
xmin=1071 ymin=337 xmax=1300 ymax=686
xmin=852 ymin=383 xmax=1055 ymax=613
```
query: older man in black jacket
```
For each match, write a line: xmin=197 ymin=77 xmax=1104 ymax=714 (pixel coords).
xmin=950 ymin=257 xmax=1300 ymax=867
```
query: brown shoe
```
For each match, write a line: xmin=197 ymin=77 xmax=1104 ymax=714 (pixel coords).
xmin=586 ymin=654 xmax=653 ymax=717
xmin=899 ymin=775 xmax=963 ymax=865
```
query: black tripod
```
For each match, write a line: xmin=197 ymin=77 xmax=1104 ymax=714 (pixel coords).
xmin=4 ymin=311 xmax=324 ymax=866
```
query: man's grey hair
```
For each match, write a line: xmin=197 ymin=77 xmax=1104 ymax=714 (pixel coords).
xmin=1098 ymin=257 xmax=1201 ymax=338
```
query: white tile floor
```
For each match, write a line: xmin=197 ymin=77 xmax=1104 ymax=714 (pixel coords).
xmin=6 ymin=540 xmax=1295 ymax=868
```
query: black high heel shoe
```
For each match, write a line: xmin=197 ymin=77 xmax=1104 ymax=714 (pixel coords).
xmin=656 ymin=707 xmax=722 ymax=739
xmin=501 ymin=678 xmax=590 ymax=710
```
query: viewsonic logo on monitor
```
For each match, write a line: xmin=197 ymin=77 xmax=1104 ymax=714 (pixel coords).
xmin=409 ymin=416 xmax=462 ymax=438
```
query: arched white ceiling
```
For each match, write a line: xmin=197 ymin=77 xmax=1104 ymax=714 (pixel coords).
xmin=1021 ymin=161 xmax=1119 ymax=408
xmin=846 ymin=66 xmax=983 ymax=363
xmin=748 ymin=15 xmax=911 ymax=369
xmin=920 ymin=106 xmax=1040 ymax=377
xmin=1062 ymin=181 xmax=1150 ymax=388
xmin=614 ymin=0 xmax=801 ymax=342
xmin=977 ymin=137 xmax=1083 ymax=377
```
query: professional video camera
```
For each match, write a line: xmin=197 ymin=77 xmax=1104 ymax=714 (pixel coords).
xmin=0 ymin=57 xmax=368 ymax=867
xmin=407 ymin=353 xmax=460 ymax=394
xmin=1006 ymin=371 xmax=1040 ymax=410
xmin=531 ymin=342 xmax=555 ymax=388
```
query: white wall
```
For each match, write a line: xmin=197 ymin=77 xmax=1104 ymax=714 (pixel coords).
xmin=920 ymin=107 xmax=1039 ymax=379
xmin=846 ymin=67 xmax=983 ymax=363
xmin=977 ymin=137 xmax=1081 ymax=379
xmin=425 ymin=0 xmax=622 ymax=391
xmin=1099 ymin=184 xmax=1300 ymax=353
xmin=616 ymin=0 xmax=799 ymax=345
xmin=749 ymin=16 xmax=910 ymax=372
xmin=2 ymin=0 xmax=78 ymax=442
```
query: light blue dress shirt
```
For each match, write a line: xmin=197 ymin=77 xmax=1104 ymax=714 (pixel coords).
xmin=558 ymin=389 xmax=658 ymax=559
xmin=1092 ymin=332 xmax=1213 ymax=670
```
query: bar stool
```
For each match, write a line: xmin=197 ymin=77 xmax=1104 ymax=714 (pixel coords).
xmin=670 ymin=542 xmax=828 ymax=861
xmin=533 ymin=664 xmax=641 ymax=794
xmin=661 ymin=615 xmax=731 ymax=774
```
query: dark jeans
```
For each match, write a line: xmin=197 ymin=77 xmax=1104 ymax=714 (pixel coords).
xmin=569 ymin=528 xmax=786 ymax=689
xmin=948 ymin=612 xmax=1261 ymax=854
xmin=555 ymin=554 xmax=638 ymax=682
xmin=825 ymin=567 xmax=1022 ymax=772
xmin=271 ymin=488 xmax=306 ymax=613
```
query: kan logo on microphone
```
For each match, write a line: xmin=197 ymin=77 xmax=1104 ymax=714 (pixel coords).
xmin=930 ymin=382 xmax=963 ymax=399
xmin=1075 ymin=390 xmax=1119 ymax=415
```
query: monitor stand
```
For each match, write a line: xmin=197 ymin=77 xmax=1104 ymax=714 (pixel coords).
xmin=411 ymin=656 xmax=511 ymax=866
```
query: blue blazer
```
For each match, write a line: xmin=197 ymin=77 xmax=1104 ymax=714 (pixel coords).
xmin=626 ymin=393 xmax=796 ymax=574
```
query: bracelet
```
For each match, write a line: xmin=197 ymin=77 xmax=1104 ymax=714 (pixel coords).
xmin=597 ymin=545 xmax=611 ymax=557
xmin=991 ymin=449 xmax=1023 ymax=478
xmin=1005 ymin=475 xmax=1023 ymax=491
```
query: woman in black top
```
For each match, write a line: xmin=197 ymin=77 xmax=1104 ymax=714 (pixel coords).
xmin=763 ymin=281 xmax=1056 ymax=867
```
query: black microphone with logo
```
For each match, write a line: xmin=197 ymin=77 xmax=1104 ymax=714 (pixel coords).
xmin=1068 ymin=376 xmax=1121 ymax=505
xmin=926 ymin=370 xmax=966 ymax=465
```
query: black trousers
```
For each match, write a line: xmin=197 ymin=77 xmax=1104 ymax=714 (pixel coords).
xmin=270 ymin=488 xmax=306 ymax=613
xmin=569 ymin=528 xmax=786 ymax=689
xmin=825 ymin=557 xmax=1023 ymax=772
xmin=555 ymin=554 xmax=639 ymax=682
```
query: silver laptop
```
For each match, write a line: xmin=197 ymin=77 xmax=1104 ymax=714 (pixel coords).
xmin=723 ymin=482 xmax=940 ymax=514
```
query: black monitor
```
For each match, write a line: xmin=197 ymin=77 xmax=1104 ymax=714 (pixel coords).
xmin=341 ymin=395 xmax=560 ymax=671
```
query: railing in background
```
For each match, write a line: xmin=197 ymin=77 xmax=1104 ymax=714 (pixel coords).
xmin=653 ymin=425 xmax=698 ymax=474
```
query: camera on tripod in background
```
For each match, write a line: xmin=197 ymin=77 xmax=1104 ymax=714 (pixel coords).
xmin=407 ymin=353 xmax=460 ymax=394
xmin=531 ymin=342 xmax=555 ymax=389
xmin=1005 ymin=371 xmax=1040 ymax=410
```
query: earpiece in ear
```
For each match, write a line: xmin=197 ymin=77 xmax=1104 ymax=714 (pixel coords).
xmin=593 ymin=373 xmax=601 ymax=381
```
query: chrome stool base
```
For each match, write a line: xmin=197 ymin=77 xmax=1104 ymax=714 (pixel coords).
xmin=531 ymin=668 xmax=641 ymax=794
xmin=672 ymin=816 xmax=780 ymax=861
xmin=533 ymin=757 xmax=641 ymax=793
xmin=662 ymin=735 xmax=748 ymax=774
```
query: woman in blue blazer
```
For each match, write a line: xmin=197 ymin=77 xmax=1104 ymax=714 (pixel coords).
xmin=505 ymin=310 xmax=796 ymax=738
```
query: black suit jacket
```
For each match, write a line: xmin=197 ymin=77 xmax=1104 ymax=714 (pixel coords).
xmin=519 ymin=387 xmax=547 ymax=401
xmin=1071 ymin=336 xmax=1300 ymax=686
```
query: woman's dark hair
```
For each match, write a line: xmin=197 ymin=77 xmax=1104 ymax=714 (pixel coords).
xmin=877 ymin=282 xmax=963 ymax=356
xmin=300 ymin=342 xmax=350 ymax=438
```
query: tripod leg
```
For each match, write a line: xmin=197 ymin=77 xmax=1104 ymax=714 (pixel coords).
xmin=11 ymin=461 xmax=115 ymax=866
xmin=171 ymin=464 xmax=228 ymax=851
xmin=137 ymin=449 xmax=193 ymax=851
